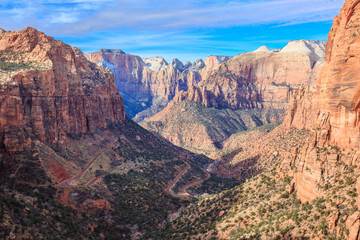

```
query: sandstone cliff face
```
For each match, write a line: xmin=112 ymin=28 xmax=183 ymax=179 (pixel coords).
xmin=281 ymin=1 xmax=360 ymax=237
xmin=142 ymin=41 xmax=325 ymax=155
xmin=86 ymin=50 xmax=230 ymax=120
xmin=284 ymin=0 xmax=360 ymax=199
xmin=0 ymin=28 xmax=125 ymax=153
xmin=173 ymin=40 xmax=325 ymax=111
xmin=286 ymin=3 xmax=360 ymax=148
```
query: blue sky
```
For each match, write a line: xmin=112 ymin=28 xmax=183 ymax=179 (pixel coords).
xmin=0 ymin=0 xmax=344 ymax=62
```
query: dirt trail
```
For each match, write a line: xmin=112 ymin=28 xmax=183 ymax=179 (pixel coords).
xmin=85 ymin=167 xmax=140 ymax=187
xmin=59 ymin=144 xmax=142 ymax=188
xmin=85 ymin=173 xmax=107 ymax=186
xmin=59 ymin=150 xmax=106 ymax=187
xmin=164 ymin=161 xmax=190 ymax=197
xmin=165 ymin=161 xmax=210 ymax=198
xmin=177 ymin=171 xmax=211 ymax=197
xmin=58 ymin=146 xmax=210 ymax=197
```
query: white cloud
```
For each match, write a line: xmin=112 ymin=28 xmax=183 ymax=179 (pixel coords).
xmin=50 ymin=12 xmax=79 ymax=23
xmin=0 ymin=0 xmax=344 ymax=35
xmin=0 ymin=0 xmax=115 ymax=31
xmin=54 ymin=0 xmax=344 ymax=34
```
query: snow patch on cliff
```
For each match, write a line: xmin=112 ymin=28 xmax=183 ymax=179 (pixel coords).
xmin=281 ymin=40 xmax=326 ymax=62
xmin=143 ymin=57 xmax=168 ymax=72
xmin=253 ymin=46 xmax=271 ymax=53
xmin=96 ymin=59 xmax=117 ymax=72
xmin=188 ymin=59 xmax=205 ymax=72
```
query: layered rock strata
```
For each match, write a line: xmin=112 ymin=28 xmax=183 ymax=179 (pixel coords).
xmin=173 ymin=40 xmax=326 ymax=111
xmin=283 ymin=0 xmax=360 ymax=202
xmin=86 ymin=50 xmax=231 ymax=120
xmin=142 ymin=41 xmax=325 ymax=154
xmin=141 ymin=101 xmax=284 ymax=155
xmin=0 ymin=27 xmax=125 ymax=153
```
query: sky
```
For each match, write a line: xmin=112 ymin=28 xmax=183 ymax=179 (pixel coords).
xmin=0 ymin=0 xmax=345 ymax=62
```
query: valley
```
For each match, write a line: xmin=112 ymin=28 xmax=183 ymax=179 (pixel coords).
xmin=2 ymin=0 xmax=360 ymax=239
xmin=0 ymin=28 xmax=238 ymax=239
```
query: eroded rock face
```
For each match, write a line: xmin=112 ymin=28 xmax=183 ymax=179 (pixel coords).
xmin=86 ymin=50 xmax=231 ymax=120
xmin=0 ymin=28 xmax=126 ymax=153
xmin=173 ymin=40 xmax=325 ymax=111
xmin=284 ymin=0 xmax=360 ymax=206
xmin=141 ymin=101 xmax=284 ymax=155
xmin=141 ymin=41 xmax=325 ymax=155
xmin=287 ymin=1 xmax=360 ymax=149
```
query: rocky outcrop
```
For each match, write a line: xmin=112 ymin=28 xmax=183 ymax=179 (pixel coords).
xmin=86 ymin=50 xmax=231 ymax=120
xmin=82 ymin=199 xmax=111 ymax=210
xmin=283 ymin=0 xmax=360 ymax=211
xmin=141 ymin=101 xmax=284 ymax=155
xmin=173 ymin=40 xmax=326 ymax=111
xmin=197 ymin=56 xmax=232 ymax=79
xmin=286 ymin=1 xmax=360 ymax=148
xmin=253 ymin=45 xmax=271 ymax=53
xmin=0 ymin=27 xmax=125 ymax=153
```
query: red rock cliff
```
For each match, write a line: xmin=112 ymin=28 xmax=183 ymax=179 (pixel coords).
xmin=86 ymin=50 xmax=230 ymax=120
xmin=319 ymin=0 xmax=360 ymax=149
xmin=287 ymin=0 xmax=360 ymax=149
xmin=283 ymin=0 xmax=360 ymax=208
xmin=0 ymin=27 xmax=125 ymax=153
xmin=174 ymin=40 xmax=325 ymax=112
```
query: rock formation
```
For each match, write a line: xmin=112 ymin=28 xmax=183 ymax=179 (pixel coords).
xmin=173 ymin=40 xmax=326 ymax=111
xmin=278 ymin=0 xmax=360 ymax=237
xmin=0 ymin=27 xmax=125 ymax=153
xmin=142 ymin=40 xmax=325 ymax=155
xmin=286 ymin=4 xmax=360 ymax=149
xmin=141 ymin=101 xmax=284 ymax=155
xmin=0 ymin=27 xmax=228 ymax=240
xmin=86 ymin=50 xmax=231 ymax=120
xmin=283 ymin=0 xmax=360 ymax=202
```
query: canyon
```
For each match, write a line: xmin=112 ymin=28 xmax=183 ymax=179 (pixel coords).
xmin=160 ymin=0 xmax=360 ymax=239
xmin=141 ymin=40 xmax=326 ymax=155
xmin=0 ymin=27 xmax=238 ymax=239
xmin=85 ymin=41 xmax=328 ymax=159
xmin=86 ymin=50 xmax=231 ymax=121
xmin=3 ymin=0 xmax=360 ymax=238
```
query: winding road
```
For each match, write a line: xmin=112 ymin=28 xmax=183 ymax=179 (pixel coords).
xmin=177 ymin=171 xmax=211 ymax=197
xmin=164 ymin=161 xmax=211 ymax=198
xmin=59 ymin=150 xmax=106 ymax=187
xmin=85 ymin=173 xmax=107 ymax=186
xmin=164 ymin=161 xmax=190 ymax=197
xmin=59 ymin=147 xmax=141 ymax=188
xmin=59 ymin=147 xmax=210 ymax=198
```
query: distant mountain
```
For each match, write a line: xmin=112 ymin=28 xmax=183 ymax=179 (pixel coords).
xmin=86 ymin=50 xmax=231 ymax=121
xmin=172 ymin=40 xmax=326 ymax=110
xmin=142 ymin=40 xmax=326 ymax=155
